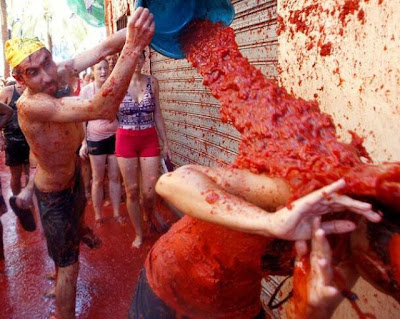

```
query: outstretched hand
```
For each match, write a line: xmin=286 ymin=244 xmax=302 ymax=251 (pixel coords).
xmin=271 ymin=179 xmax=381 ymax=240
xmin=293 ymin=218 xmax=342 ymax=318
xmin=126 ymin=7 xmax=155 ymax=52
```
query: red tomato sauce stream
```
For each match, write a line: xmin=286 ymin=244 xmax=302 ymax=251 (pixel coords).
xmin=181 ymin=20 xmax=400 ymax=315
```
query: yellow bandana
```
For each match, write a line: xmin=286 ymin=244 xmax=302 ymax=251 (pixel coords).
xmin=5 ymin=37 xmax=46 ymax=69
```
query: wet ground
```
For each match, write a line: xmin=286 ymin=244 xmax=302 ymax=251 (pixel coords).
xmin=0 ymin=154 xmax=177 ymax=319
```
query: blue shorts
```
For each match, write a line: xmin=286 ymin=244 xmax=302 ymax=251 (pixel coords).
xmin=129 ymin=268 xmax=266 ymax=318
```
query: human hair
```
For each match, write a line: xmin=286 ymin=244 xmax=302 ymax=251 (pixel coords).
xmin=90 ymin=58 xmax=107 ymax=72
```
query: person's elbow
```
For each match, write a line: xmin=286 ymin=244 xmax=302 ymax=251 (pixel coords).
xmin=90 ymin=100 xmax=115 ymax=121
xmin=156 ymin=165 xmax=198 ymax=200
xmin=156 ymin=172 xmax=176 ymax=200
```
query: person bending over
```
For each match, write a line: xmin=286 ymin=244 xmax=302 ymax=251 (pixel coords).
xmin=129 ymin=165 xmax=381 ymax=319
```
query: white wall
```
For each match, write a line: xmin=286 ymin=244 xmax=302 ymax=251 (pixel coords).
xmin=278 ymin=0 xmax=400 ymax=163
xmin=278 ymin=0 xmax=400 ymax=317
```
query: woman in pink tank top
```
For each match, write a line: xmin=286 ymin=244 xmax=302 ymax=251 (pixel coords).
xmin=79 ymin=59 xmax=121 ymax=223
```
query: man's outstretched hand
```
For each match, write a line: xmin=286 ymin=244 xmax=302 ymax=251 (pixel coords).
xmin=271 ymin=179 xmax=381 ymax=240
xmin=126 ymin=7 xmax=155 ymax=52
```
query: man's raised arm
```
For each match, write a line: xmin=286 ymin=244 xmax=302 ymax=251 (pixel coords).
xmin=59 ymin=28 xmax=127 ymax=76
xmin=20 ymin=7 xmax=155 ymax=123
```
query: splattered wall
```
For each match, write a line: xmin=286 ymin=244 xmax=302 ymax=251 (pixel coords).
xmin=278 ymin=0 xmax=400 ymax=163
xmin=277 ymin=1 xmax=400 ymax=318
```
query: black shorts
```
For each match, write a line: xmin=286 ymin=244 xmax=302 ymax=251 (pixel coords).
xmin=129 ymin=269 xmax=265 ymax=319
xmin=87 ymin=135 xmax=116 ymax=156
xmin=4 ymin=139 xmax=30 ymax=167
xmin=34 ymin=168 xmax=86 ymax=267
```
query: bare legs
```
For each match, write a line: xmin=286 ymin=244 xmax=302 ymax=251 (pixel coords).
xmin=139 ymin=156 xmax=162 ymax=230
xmin=90 ymin=154 xmax=107 ymax=222
xmin=0 ymin=221 xmax=4 ymax=261
xmin=56 ymin=263 xmax=79 ymax=319
xmin=89 ymin=154 xmax=121 ymax=222
xmin=107 ymin=156 xmax=121 ymax=219
xmin=118 ymin=157 xmax=141 ymax=247
xmin=117 ymin=155 xmax=161 ymax=248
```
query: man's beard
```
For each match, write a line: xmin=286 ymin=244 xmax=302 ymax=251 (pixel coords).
xmin=42 ymin=80 xmax=58 ymax=95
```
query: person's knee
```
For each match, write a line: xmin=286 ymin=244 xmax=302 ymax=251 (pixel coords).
xmin=92 ymin=177 xmax=104 ymax=188
xmin=142 ymin=190 xmax=155 ymax=205
xmin=108 ymin=171 xmax=120 ymax=184
xmin=126 ymin=183 xmax=139 ymax=201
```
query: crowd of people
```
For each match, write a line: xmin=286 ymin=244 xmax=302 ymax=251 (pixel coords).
xmin=0 ymin=6 xmax=391 ymax=319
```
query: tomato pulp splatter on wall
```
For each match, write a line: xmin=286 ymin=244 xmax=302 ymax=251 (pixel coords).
xmin=278 ymin=0 xmax=369 ymax=57
xmin=181 ymin=20 xmax=400 ymax=309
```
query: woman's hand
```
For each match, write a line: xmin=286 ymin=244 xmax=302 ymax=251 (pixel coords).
xmin=79 ymin=142 xmax=88 ymax=160
xmin=290 ymin=217 xmax=343 ymax=318
xmin=126 ymin=7 xmax=155 ymax=51
xmin=271 ymin=179 xmax=381 ymax=240
xmin=162 ymin=143 xmax=171 ymax=159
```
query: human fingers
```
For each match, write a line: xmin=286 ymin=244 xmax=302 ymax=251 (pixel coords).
xmin=295 ymin=240 xmax=308 ymax=259
xmin=312 ymin=220 xmax=330 ymax=258
xmin=128 ymin=7 xmax=144 ymax=28
xmin=312 ymin=238 xmax=333 ymax=282
xmin=321 ymin=285 xmax=340 ymax=299
xmin=134 ymin=8 xmax=151 ymax=30
xmin=79 ymin=150 xmax=87 ymax=160
xmin=329 ymin=195 xmax=381 ymax=222
xmin=318 ymin=179 xmax=346 ymax=197
xmin=312 ymin=216 xmax=322 ymax=234
xmin=141 ymin=13 xmax=154 ymax=30
xmin=321 ymin=220 xmax=356 ymax=234
xmin=149 ymin=20 xmax=155 ymax=36
xmin=291 ymin=179 xmax=346 ymax=212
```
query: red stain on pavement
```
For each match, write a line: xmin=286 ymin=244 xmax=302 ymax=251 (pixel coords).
xmin=0 ymin=153 xmax=176 ymax=319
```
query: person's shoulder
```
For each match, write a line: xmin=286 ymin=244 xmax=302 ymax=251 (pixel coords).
xmin=0 ymin=85 xmax=14 ymax=96
xmin=0 ymin=85 xmax=14 ymax=102
xmin=149 ymin=75 xmax=159 ymax=88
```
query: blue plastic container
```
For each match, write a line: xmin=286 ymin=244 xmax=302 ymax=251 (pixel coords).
xmin=136 ymin=0 xmax=235 ymax=59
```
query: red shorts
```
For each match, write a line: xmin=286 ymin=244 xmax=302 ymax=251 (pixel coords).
xmin=116 ymin=127 xmax=160 ymax=158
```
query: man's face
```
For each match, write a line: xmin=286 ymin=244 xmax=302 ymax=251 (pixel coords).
xmin=16 ymin=48 xmax=58 ymax=96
